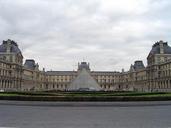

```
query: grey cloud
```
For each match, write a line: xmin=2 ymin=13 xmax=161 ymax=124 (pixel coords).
xmin=0 ymin=0 xmax=171 ymax=71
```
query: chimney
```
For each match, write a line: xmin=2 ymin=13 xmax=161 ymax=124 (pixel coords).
xmin=159 ymin=40 xmax=164 ymax=54
xmin=43 ymin=68 xmax=45 ymax=72
xmin=35 ymin=63 xmax=39 ymax=70
xmin=122 ymin=68 xmax=124 ymax=73
xmin=6 ymin=39 xmax=12 ymax=53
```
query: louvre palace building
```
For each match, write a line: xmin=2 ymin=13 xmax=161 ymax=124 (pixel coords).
xmin=0 ymin=39 xmax=171 ymax=92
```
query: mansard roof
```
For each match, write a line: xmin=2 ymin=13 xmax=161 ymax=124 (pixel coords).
xmin=129 ymin=60 xmax=145 ymax=71
xmin=46 ymin=71 xmax=77 ymax=76
xmin=149 ymin=40 xmax=171 ymax=55
xmin=0 ymin=39 xmax=22 ymax=54
xmin=78 ymin=62 xmax=90 ymax=71
xmin=24 ymin=59 xmax=36 ymax=70
xmin=134 ymin=60 xmax=145 ymax=70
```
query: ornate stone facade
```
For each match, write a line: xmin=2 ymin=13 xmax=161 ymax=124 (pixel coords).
xmin=0 ymin=39 xmax=171 ymax=92
xmin=0 ymin=40 xmax=23 ymax=91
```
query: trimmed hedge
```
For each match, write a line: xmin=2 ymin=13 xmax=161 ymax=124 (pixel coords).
xmin=1 ymin=91 xmax=171 ymax=101
xmin=0 ymin=95 xmax=171 ymax=101
xmin=0 ymin=91 xmax=169 ymax=96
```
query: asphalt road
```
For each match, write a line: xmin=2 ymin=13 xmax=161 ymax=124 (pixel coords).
xmin=0 ymin=101 xmax=171 ymax=128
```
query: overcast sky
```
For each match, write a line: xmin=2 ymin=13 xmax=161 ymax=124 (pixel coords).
xmin=0 ymin=0 xmax=171 ymax=71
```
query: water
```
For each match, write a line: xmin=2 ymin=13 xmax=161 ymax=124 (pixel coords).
xmin=0 ymin=101 xmax=171 ymax=128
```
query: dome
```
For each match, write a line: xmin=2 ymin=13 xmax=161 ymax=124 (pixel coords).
xmin=0 ymin=39 xmax=22 ymax=54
